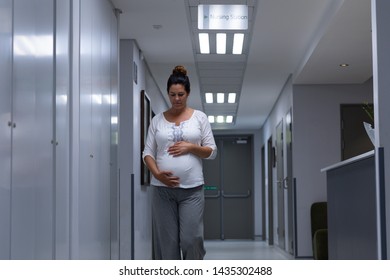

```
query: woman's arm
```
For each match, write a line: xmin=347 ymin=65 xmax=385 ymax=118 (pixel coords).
xmin=167 ymin=142 xmax=212 ymax=158
xmin=168 ymin=112 xmax=217 ymax=159
xmin=144 ymin=155 xmax=180 ymax=187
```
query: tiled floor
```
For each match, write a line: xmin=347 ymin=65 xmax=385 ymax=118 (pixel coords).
xmin=204 ymin=240 xmax=294 ymax=260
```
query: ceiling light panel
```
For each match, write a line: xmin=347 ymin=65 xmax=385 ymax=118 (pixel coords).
xmin=216 ymin=33 xmax=227 ymax=54
xmin=207 ymin=115 xmax=235 ymax=125
xmin=217 ymin=93 xmax=225 ymax=103
xmin=226 ymin=116 xmax=234 ymax=123
xmin=187 ymin=0 xmax=256 ymax=127
xmin=204 ymin=92 xmax=238 ymax=104
xmin=199 ymin=33 xmax=210 ymax=54
xmin=228 ymin=93 xmax=237 ymax=103
xmin=233 ymin=33 xmax=245 ymax=54
xmin=197 ymin=32 xmax=246 ymax=55
xmin=205 ymin=92 xmax=214 ymax=103
xmin=216 ymin=116 xmax=224 ymax=123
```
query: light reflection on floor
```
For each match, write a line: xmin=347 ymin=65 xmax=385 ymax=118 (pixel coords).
xmin=204 ymin=240 xmax=294 ymax=260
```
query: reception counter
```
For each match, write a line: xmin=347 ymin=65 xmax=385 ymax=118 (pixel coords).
xmin=321 ymin=150 xmax=379 ymax=259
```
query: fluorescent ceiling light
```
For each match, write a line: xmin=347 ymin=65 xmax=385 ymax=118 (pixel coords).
xmin=233 ymin=33 xmax=244 ymax=54
xmin=216 ymin=33 xmax=226 ymax=54
xmin=228 ymin=93 xmax=236 ymax=103
xmin=209 ymin=115 xmax=234 ymax=124
xmin=217 ymin=93 xmax=225 ymax=103
xmin=205 ymin=92 xmax=214 ymax=103
xmin=199 ymin=33 xmax=210 ymax=54
xmin=216 ymin=116 xmax=224 ymax=123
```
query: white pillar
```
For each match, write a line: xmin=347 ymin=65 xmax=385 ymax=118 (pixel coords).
xmin=371 ymin=0 xmax=390 ymax=259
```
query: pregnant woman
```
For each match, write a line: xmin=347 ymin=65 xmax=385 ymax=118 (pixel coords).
xmin=142 ymin=65 xmax=217 ymax=260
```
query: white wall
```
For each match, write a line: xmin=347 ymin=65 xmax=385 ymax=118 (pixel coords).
xmin=0 ymin=0 xmax=118 ymax=260
xmin=371 ymin=0 xmax=390 ymax=259
xmin=261 ymin=77 xmax=373 ymax=257
xmin=77 ymin=0 xmax=118 ymax=260
xmin=119 ymin=40 xmax=168 ymax=260
xmin=261 ymin=76 xmax=294 ymax=248
xmin=145 ymin=64 xmax=169 ymax=115
xmin=292 ymin=80 xmax=373 ymax=257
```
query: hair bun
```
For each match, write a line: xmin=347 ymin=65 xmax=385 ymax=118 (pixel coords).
xmin=172 ymin=65 xmax=187 ymax=76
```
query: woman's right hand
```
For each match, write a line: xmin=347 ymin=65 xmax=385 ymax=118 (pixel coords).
xmin=155 ymin=171 xmax=180 ymax=187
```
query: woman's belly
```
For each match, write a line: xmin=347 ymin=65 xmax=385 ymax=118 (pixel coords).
xmin=157 ymin=153 xmax=201 ymax=184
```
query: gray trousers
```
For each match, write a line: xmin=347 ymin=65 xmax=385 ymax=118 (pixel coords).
xmin=152 ymin=185 xmax=205 ymax=260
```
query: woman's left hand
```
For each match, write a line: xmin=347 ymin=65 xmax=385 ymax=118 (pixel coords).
xmin=167 ymin=141 xmax=193 ymax=157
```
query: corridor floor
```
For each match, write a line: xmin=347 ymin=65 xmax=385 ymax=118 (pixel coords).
xmin=204 ymin=240 xmax=294 ymax=260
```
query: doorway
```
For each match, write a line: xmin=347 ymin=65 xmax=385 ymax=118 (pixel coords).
xmin=261 ymin=146 xmax=266 ymax=241
xmin=267 ymin=137 xmax=274 ymax=245
xmin=275 ymin=120 xmax=285 ymax=250
xmin=203 ymin=136 xmax=254 ymax=240
xmin=285 ymin=110 xmax=294 ymax=254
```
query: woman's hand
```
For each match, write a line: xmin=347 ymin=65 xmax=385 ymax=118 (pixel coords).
xmin=168 ymin=141 xmax=213 ymax=159
xmin=155 ymin=170 xmax=180 ymax=187
xmin=167 ymin=141 xmax=193 ymax=157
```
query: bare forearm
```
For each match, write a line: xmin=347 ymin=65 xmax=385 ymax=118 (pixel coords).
xmin=168 ymin=141 xmax=213 ymax=158
xmin=144 ymin=155 xmax=160 ymax=177
xmin=189 ymin=144 xmax=213 ymax=158
xmin=144 ymin=155 xmax=180 ymax=187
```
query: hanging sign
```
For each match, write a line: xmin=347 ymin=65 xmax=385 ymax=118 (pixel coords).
xmin=198 ymin=4 xmax=248 ymax=30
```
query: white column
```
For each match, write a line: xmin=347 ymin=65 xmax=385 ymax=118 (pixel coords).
xmin=371 ymin=0 xmax=390 ymax=260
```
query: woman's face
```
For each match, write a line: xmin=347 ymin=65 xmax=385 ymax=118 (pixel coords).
xmin=168 ymin=84 xmax=189 ymax=110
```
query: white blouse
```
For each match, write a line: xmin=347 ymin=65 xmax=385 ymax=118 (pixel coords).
xmin=142 ymin=110 xmax=217 ymax=188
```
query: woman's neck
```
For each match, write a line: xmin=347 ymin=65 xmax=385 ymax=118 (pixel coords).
xmin=168 ymin=107 xmax=189 ymax=116
xmin=165 ymin=107 xmax=194 ymax=125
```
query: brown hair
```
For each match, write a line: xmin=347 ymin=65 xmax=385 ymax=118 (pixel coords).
xmin=167 ymin=65 xmax=190 ymax=93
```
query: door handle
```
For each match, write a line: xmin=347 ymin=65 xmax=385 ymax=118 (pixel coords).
xmin=222 ymin=190 xmax=251 ymax=198
xmin=283 ymin=177 xmax=289 ymax=189
xmin=277 ymin=178 xmax=289 ymax=189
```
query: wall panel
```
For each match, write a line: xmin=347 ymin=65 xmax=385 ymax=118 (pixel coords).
xmin=78 ymin=0 xmax=116 ymax=259
xmin=0 ymin=0 xmax=118 ymax=260
xmin=110 ymin=8 xmax=120 ymax=260
xmin=11 ymin=0 xmax=54 ymax=259
xmin=55 ymin=0 xmax=71 ymax=259
xmin=0 ymin=0 xmax=12 ymax=260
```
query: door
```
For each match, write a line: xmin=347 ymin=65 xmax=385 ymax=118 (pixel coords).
xmin=204 ymin=136 xmax=254 ymax=240
xmin=276 ymin=120 xmax=285 ymax=249
xmin=267 ymin=137 xmax=274 ymax=245
xmin=285 ymin=110 xmax=294 ymax=254
xmin=11 ymin=0 xmax=55 ymax=259
xmin=261 ymin=146 xmax=266 ymax=241
xmin=203 ymin=141 xmax=222 ymax=239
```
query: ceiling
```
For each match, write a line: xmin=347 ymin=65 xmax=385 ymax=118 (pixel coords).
xmin=112 ymin=0 xmax=372 ymax=131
